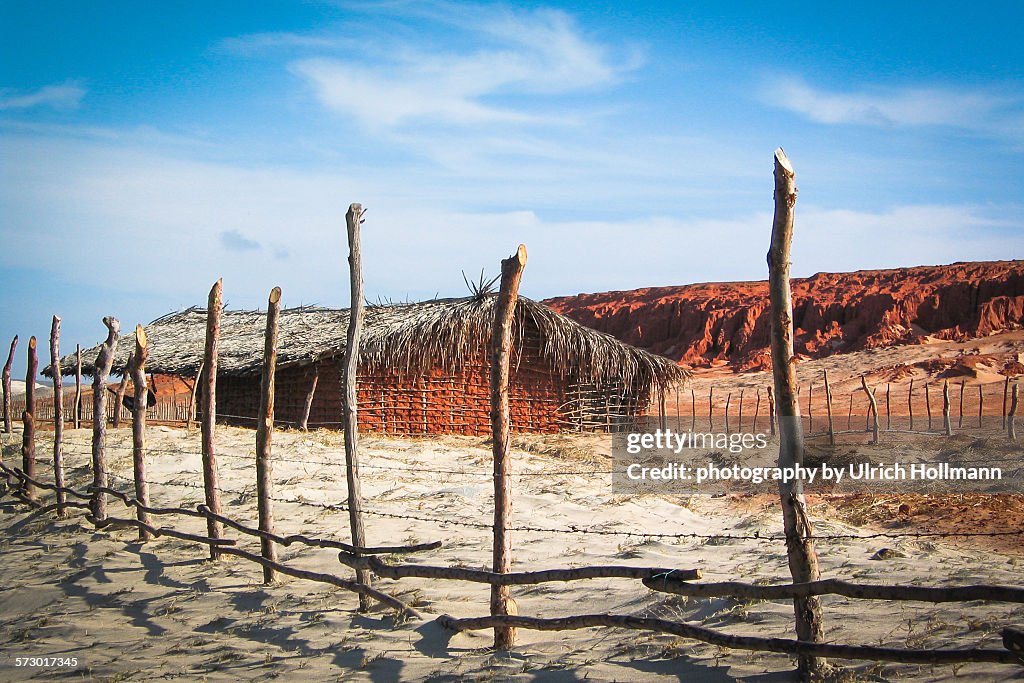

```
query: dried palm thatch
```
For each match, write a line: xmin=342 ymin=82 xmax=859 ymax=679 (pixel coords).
xmin=47 ymin=296 xmax=688 ymax=391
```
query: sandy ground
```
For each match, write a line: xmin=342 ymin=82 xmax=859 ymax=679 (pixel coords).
xmin=1 ymin=423 xmax=1023 ymax=682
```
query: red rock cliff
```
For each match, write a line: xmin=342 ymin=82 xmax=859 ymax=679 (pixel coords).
xmin=544 ymin=261 xmax=1024 ymax=370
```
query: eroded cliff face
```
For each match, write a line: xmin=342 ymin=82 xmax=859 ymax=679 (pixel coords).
xmin=544 ymin=261 xmax=1024 ymax=371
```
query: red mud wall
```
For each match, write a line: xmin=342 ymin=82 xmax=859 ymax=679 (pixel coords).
xmin=544 ymin=260 xmax=1024 ymax=371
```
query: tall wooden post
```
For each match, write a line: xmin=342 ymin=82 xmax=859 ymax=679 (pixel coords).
xmin=753 ymin=389 xmax=761 ymax=432
xmin=201 ymin=281 xmax=224 ymax=558
xmin=187 ymin=361 xmax=203 ymax=429
xmin=1003 ymin=377 xmax=1010 ymax=429
xmin=130 ymin=326 xmax=152 ymax=542
xmin=942 ymin=379 xmax=952 ymax=436
xmin=2 ymin=336 xmax=16 ymax=434
xmin=491 ymin=243 xmax=527 ymax=650
xmin=50 ymin=318 xmax=66 ymax=516
xmin=885 ymin=382 xmax=891 ymax=431
xmin=708 ymin=386 xmax=714 ymax=430
xmin=92 ymin=317 xmax=119 ymax=521
xmin=766 ymin=386 xmax=776 ymax=436
xmin=860 ymin=376 xmax=879 ymax=444
xmin=767 ymin=148 xmax=824 ymax=679
xmin=1008 ymin=384 xmax=1018 ymax=441
xmin=807 ymin=382 xmax=813 ymax=433
xmin=958 ymin=380 xmax=966 ymax=429
xmin=256 ymin=287 xmax=281 ymax=583
xmin=342 ymin=204 xmax=371 ymax=609
xmin=737 ymin=389 xmax=744 ymax=432
xmin=22 ymin=337 xmax=38 ymax=500
xmin=74 ymin=345 xmax=82 ymax=429
xmin=823 ymin=371 xmax=834 ymax=446
xmin=925 ymin=382 xmax=933 ymax=431
xmin=978 ymin=385 xmax=984 ymax=428
xmin=908 ymin=379 xmax=915 ymax=431
xmin=724 ymin=392 xmax=731 ymax=434
xmin=299 ymin=366 xmax=319 ymax=431
xmin=112 ymin=370 xmax=129 ymax=428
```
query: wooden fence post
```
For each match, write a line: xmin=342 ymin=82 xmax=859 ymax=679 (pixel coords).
xmin=299 ymin=365 xmax=319 ymax=432
xmin=491 ymin=243 xmax=527 ymax=651
xmin=690 ymin=388 xmax=696 ymax=431
xmin=91 ymin=317 xmax=120 ymax=521
xmin=885 ymin=382 xmax=891 ymax=431
xmin=343 ymin=204 xmax=371 ymax=609
xmin=908 ymin=379 xmax=914 ymax=431
xmin=201 ymin=281 xmax=224 ymax=558
xmin=74 ymin=344 xmax=82 ymax=429
xmin=860 ymin=376 xmax=879 ymax=444
xmin=807 ymin=382 xmax=813 ymax=434
xmin=257 ymin=287 xmax=282 ymax=583
xmin=767 ymin=386 xmax=776 ymax=436
xmin=942 ymin=379 xmax=952 ymax=436
xmin=767 ymin=147 xmax=824 ymax=679
xmin=737 ymin=389 xmax=744 ymax=433
xmin=708 ymin=386 xmax=714 ymax=430
xmin=130 ymin=326 xmax=152 ymax=542
xmin=847 ymin=393 xmax=853 ymax=431
xmin=1009 ymin=384 xmax=1019 ymax=441
xmin=958 ymin=380 xmax=966 ymax=429
xmin=1003 ymin=377 xmax=1010 ymax=429
xmin=22 ymin=337 xmax=38 ymax=500
xmin=51 ymin=317 xmax=66 ymax=516
xmin=823 ymin=371 xmax=834 ymax=446
xmin=187 ymin=361 xmax=203 ymax=429
xmin=978 ymin=385 xmax=984 ymax=428
xmin=753 ymin=388 xmax=761 ymax=432
xmin=925 ymin=382 xmax=933 ymax=431
xmin=724 ymin=392 xmax=731 ymax=434
xmin=2 ymin=336 xmax=15 ymax=434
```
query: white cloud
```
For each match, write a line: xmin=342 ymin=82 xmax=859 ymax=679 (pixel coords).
xmin=287 ymin=5 xmax=637 ymax=129
xmin=763 ymin=76 xmax=1021 ymax=134
xmin=0 ymin=82 xmax=86 ymax=111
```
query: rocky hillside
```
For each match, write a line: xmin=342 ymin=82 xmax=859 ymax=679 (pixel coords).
xmin=544 ymin=260 xmax=1024 ymax=371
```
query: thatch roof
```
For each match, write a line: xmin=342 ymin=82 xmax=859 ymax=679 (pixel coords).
xmin=48 ymin=296 xmax=688 ymax=390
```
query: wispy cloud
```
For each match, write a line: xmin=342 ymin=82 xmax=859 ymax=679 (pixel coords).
xmin=0 ymin=82 xmax=86 ymax=111
xmin=762 ymin=75 xmax=1021 ymax=135
xmin=285 ymin=4 xmax=638 ymax=129
xmin=220 ymin=229 xmax=262 ymax=252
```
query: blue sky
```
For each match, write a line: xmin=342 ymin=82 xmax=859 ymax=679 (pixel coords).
xmin=2 ymin=1 xmax=1023 ymax=378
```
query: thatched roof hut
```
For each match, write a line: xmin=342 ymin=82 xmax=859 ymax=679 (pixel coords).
xmin=51 ymin=296 xmax=687 ymax=434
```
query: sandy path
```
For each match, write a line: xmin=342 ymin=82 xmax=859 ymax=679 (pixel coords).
xmin=1 ymin=426 xmax=1022 ymax=682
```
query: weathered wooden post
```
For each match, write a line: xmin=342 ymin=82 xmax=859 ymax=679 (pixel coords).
xmin=1003 ymin=377 xmax=1010 ymax=429
xmin=201 ymin=281 xmax=225 ymax=558
xmin=766 ymin=147 xmax=825 ymax=679
xmin=823 ymin=370 xmax=834 ymax=446
xmin=92 ymin=317 xmax=119 ymax=521
xmin=978 ymin=384 xmax=984 ymax=428
xmin=942 ymin=379 xmax=952 ymax=436
xmin=2 ymin=336 xmax=16 ymax=434
xmin=807 ymin=382 xmax=813 ymax=433
xmin=491 ymin=243 xmax=527 ymax=650
xmin=708 ymin=386 xmax=714 ymax=430
xmin=958 ymin=379 xmax=966 ymax=429
xmin=885 ymin=382 xmax=891 ymax=431
xmin=908 ymin=378 xmax=915 ymax=431
xmin=752 ymin=388 xmax=761 ymax=432
xmin=737 ymin=389 xmax=744 ymax=432
xmin=1009 ymin=384 xmax=1018 ymax=441
xmin=766 ymin=385 xmax=776 ymax=436
xmin=187 ymin=361 xmax=203 ymax=430
xmin=299 ymin=366 xmax=319 ymax=432
xmin=690 ymin=388 xmax=696 ymax=431
xmin=130 ymin=326 xmax=152 ymax=541
xmin=22 ymin=337 xmax=38 ymax=500
xmin=343 ymin=204 xmax=371 ymax=609
xmin=925 ymin=382 xmax=933 ymax=431
xmin=860 ymin=376 xmax=879 ymax=444
xmin=74 ymin=345 xmax=82 ymax=429
xmin=50 ymin=317 xmax=67 ymax=516
xmin=724 ymin=392 xmax=731 ymax=434
xmin=847 ymin=393 xmax=853 ymax=431
xmin=256 ymin=287 xmax=281 ymax=583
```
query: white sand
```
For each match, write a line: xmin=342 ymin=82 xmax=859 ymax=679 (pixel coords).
xmin=1 ymin=426 xmax=1022 ymax=681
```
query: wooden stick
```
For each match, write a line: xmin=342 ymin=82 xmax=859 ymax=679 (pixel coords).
xmin=490 ymin=243 xmax=527 ymax=650
xmin=885 ymin=382 xmax=891 ymax=431
xmin=908 ymin=378 xmax=915 ymax=431
xmin=1009 ymin=384 xmax=1019 ymax=441
xmin=978 ymin=384 xmax=984 ymax=428
xmin=690 ymin=388 xmax=696 ymax=431
xmin=187 ymin=361 xmax=203 ymax=429
xmin=753 ymin=389 xmax=761 ymax=432
xmin=737 ymin=389 xmax=744 ymax=433
xmin=2 ymin=335 xmax=16 ymax=432
xmin=925 ymin=381 xmax=933 ymax=431
xmin=112 ymin=365 xmax=129 ymax=428
xmin=343 ymin=204 xmax=371 ymax=609
xmin=88 ymin=514 xmax=236 ymax=547
xmin=50 ymin=318 xmax=66 ymax=516
xmin=129 ymin=326 xmax=152 ymax=542
xmin=943 ymin=379 xmax=952 ymax=436
xmin=201 ymin=281 xmax=224 ymax=558
xmin=708 ymin=386 xmax=714 ymax=430
xmin=91 ymin=318 xmax=119 ymax=521
xmin=766 ymin=386 xmax=776 ymax=436
xmin=1002 ymin=376 xmax=1010 ymax=429
xmin=675 ymin=387 xmax=681 ymax=432
xmin=339 ymin=552 xmax=701 ymax=585
xmin=256 ymin=287 xmax=281 ymax=583
xmin=437 ymin=613 xmax=1019 ymax=665
xmin=644 ymin=575 xmax=1024 ymax=603
xmin=847 ymin=392 xmax=853 ymax=431
xmin=724 ymin=392 xmax=731 ymax=434
xmin=807 ymin=382 xmax=813 ymax=433
xmin=74 ymin=345 xmax=82 ymax=429
xmin=299 ymin=365 xmax=319 ymax=432
xmin=21 ymin=337 xmax=38 ymax=500
xmin=860 ymin=376 xmax=879 ymax=444
xmin=767 ymin=147 xmax=824 ymax=679
xmin=957 ymin=379 xmax=965 ymax=428
xmin=823 ymin=371 xmax=834 ymax=446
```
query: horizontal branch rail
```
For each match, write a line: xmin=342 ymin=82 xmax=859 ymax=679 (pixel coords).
xmin=437 ymin=613 xmax=1020 ymax=665
xmin=338 ymin=552 xmax=702 ymax=585
xmin=88 ymin=514 xmax=236 ymax=546
xmin=216 ymin=545 xmax=420 ymax=620
xmin=644 ymin=575 xmax=1024 ymax=604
